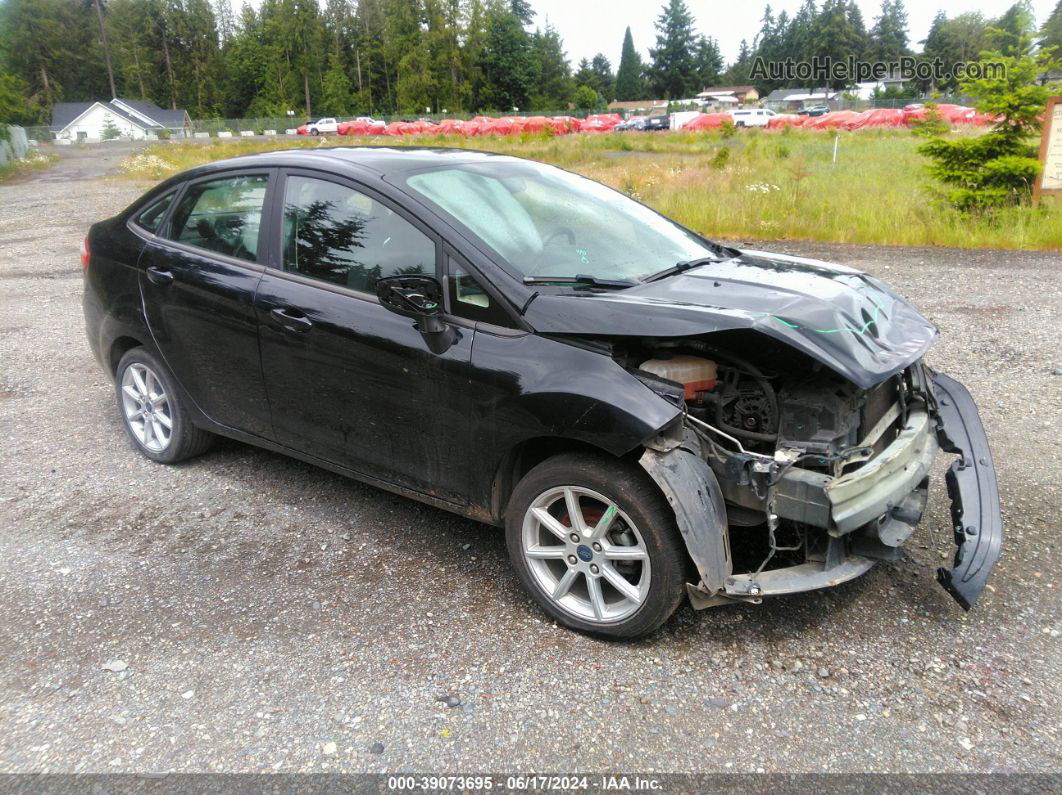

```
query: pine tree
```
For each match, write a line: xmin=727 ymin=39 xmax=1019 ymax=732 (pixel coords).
xmin=1041 ymin=0 xmax=1062 ymax=54
xmin=320 ymin=52 xmax=352 ymax=115
xmin=477 ymin=6 xmax=538 ymax=111
xmin=692 ymin=36 xmax=722 ymax=90
xmin=988 ymin=1 xmax=1037 ymax=57
xmin=590 ymin=53 xmax=615 ymax=102
xmin=615 ymin=26 xmax=643 ymax=101
xmin=531 ymin=24 xmax=572 ymax=111
xmin=870 ymin=0 xmax=909 ymax=61
xmin=647 ymin=0 xmax=699 ymax=99
xmin=1043 ymin=0 xmax=1062 ymax=53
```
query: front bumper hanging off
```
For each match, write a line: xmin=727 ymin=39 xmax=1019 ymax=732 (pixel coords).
xmin=931 ymin=373 xmax=1003 ymax=610
xmin=641 ymin=371 xmax=1003 ymax=611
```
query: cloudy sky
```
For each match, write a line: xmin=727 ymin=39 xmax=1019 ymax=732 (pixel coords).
xmin=532 ymin=0 xmax=1057 ymax=68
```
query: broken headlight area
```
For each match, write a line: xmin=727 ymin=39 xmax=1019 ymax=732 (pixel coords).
xmin=624 ymin=332 xmax=1000 ymax=610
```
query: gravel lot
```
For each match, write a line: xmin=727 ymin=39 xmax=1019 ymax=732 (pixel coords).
xmin=0 ymin=142 xmax=1059 ymax=775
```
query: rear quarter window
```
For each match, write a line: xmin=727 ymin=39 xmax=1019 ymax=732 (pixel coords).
xmin=133 ymin=191 xmax=176 ymax=234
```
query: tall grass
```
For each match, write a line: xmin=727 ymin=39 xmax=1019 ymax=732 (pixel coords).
xmin=121 ymin=129 xmax=1062 ymax=250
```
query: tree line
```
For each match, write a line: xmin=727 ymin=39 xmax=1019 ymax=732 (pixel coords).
xmin=0 ymin=0 xmax=1059 ymax=126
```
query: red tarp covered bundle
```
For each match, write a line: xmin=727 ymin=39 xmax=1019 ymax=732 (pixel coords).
xmin=579 ymin=113 xmax=621 ymax=132
xmin=766 ymin=114 xmax=806 ymax=129
xmin=804 ymin=110 xmax=862 ymax=129
xmin=549 ymin=116 xmax=580 ymax=134
xmin=337 ymin=119 xmax=386 ymax=135
xmin=683 ymin=112 xmax=732 ymax=130
xmin=844 ymin=108 xmax=907 ymax=129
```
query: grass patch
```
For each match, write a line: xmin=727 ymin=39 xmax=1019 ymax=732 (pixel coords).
xmin=0 ymin=149 xmax=58 ymax=183
xmin=122 ymin=130 xmax=1062 ymax=250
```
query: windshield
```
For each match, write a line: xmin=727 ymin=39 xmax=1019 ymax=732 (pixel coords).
xmin=402 ymin=160 xmax=718 ymax=283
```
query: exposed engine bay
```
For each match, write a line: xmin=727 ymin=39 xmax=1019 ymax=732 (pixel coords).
xmin=613 ymin=331 xmax=942 ymax=606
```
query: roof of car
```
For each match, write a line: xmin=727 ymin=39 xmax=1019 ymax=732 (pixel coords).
xmin=190 ymin=146 xmax=519 ymax=179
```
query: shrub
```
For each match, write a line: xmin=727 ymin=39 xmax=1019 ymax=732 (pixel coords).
xmin=719 ymin=119 xmax=736 ymax=139
xmin=910 ymin=101 xmax=950 ymax=138
xmin=918 ymin=48 xmax=1058 ymax=210
xmin=710 ymin=147 xmax=730 ymax=169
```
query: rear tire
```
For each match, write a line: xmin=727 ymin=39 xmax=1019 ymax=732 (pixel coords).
xmin=505 ymin=452 xmax=687 ymax=639
xmin=115 ymin=347 xmax=213 ymax=464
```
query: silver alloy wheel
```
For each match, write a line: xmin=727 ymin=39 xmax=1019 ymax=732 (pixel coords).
xmin=521 ymin=485 xmax=651 ymax=623
xmin=120 ymin=362 xmax=173 ymax=453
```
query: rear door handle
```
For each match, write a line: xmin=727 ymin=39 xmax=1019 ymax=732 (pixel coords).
xmin=145 ymin=265 xmax=174 ymax=286
xmin=270 ymin=307 xmax=313 ymax=332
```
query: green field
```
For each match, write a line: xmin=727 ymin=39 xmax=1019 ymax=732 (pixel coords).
xmin=121 ymin=129 xmax=1062 ymax=250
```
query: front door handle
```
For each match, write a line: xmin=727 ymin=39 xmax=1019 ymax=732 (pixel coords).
xmin=145 ymin=265 xmax=174 ymax=286
xmin=270 ymin=307 xmax=313 ymax=333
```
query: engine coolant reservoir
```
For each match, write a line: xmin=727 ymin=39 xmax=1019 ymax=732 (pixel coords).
xmin=639 ymin=355 xmax=717 ymax=400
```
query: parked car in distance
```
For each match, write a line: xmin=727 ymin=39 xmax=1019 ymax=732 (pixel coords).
xmin=307 ymin=117 xmax=340 ymax=135
xmin=614 ymin=117 xmax=647 ymax=131
xmin=82 ymin=147 xmax=1002 ymax=638
xmin=728 ymin=108 xmax=777 ymax=127
xmin=798 ymin=105 xmax=831 ymax=117
xmin=643 ymin=115 xmax=670 ymax=131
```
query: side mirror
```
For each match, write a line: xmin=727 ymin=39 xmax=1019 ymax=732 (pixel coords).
xmin=375 ymin=274 xmax=448 ymax=334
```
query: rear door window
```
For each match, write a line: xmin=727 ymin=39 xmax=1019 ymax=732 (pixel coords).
xmin=166 ymin=174 xmax=269 ymax=263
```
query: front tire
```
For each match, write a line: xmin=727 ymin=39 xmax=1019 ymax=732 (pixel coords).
xmin=505 ymin=452 xmax=687 ymax=639
xmin=115 ymin=347 xmax=213 ymax=464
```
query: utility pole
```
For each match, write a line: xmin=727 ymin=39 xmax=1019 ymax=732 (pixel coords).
xmin=93 ymin=0 xmax=117 ymax=99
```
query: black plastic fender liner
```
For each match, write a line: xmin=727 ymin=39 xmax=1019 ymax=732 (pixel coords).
xmin=638 ymin=446 xmax=731 ymax=594
xmin=931 ymin=372 xmax=1003 ymax=610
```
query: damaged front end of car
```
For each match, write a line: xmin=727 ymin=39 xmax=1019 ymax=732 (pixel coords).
xmin=631 ymin=341 xmax=1001 ymax=611
xmin=523 ymin=251 xmax=1002 ymax=610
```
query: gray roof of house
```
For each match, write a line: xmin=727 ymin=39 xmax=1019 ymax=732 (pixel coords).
xmin=115 ymin=99 xmax=190 ymax=129
xmin=763 ymin=88 xmax=808 ymax=102
xmin=50 ymin=99 xmax=189 ymax=131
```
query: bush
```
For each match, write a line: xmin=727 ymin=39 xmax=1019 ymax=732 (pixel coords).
xmin=910 ymin=101 xmax=950 ymax=138
xmin=719 ymin=119 xmax=736 ymax=139
xmin=918 ymin=49 xmax=1058 ymax=211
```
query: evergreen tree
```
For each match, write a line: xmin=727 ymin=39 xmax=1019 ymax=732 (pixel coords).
xmin=1043 ymin=0 xmax=1062 ymax=54
xmin=320 ymin=52 xmax=352 ymax=115
xmin=477 ymin=5 xmax=537 ymax=111
xmin=590 ymin=53 xmax=615 ymax=101
xmin=870 ymin=0 xmax=909 ymax=61
xmin=692 ymin=36 xmax=722 ymax=89
xmin=647 ymin=0 xmax=698 ymax=98
xmin=615 ymin=26 xmax=643 ymax=101
xmin=988 ymin=1 xmax=1037 ymax=56
xmin=529 ymin=24 xmax=572 ymax=110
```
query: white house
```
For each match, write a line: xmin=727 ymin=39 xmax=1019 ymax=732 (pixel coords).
xmin=50 ymin=98 xmax=191 ymax=142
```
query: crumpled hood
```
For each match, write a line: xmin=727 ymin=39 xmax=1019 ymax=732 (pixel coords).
xmin=522 ymin=249 xmax=938 ymax=389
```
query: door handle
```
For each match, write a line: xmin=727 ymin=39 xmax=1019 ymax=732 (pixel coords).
xmin=270 ymin=307 xmax=313 ymax=332
xmin=145 ymin=265 xmax=174 ymax=286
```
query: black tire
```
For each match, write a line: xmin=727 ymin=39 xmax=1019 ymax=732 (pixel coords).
xmin=114 ymin=347 xmax=213 ymax=464
xmin=505 ymin=452 xmax=687 ymax=639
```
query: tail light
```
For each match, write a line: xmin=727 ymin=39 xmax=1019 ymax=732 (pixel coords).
xmin=79 ymin=237 xmax=90 ymax=270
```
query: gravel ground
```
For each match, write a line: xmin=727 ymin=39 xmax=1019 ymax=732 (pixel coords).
xmin=0 ymin=143 xmax=1059 ymax=775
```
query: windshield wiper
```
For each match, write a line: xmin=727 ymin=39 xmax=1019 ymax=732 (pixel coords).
xmin=643 ymin=242 xmax=742 ymax=283
xmin=522 ymin=274 xmax=636 ymax=289
xmin=643 ymin=256 xmax=722 ymax=283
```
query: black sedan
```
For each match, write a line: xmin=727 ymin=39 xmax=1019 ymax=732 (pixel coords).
xmin=82 ymin=147 xmax=1001 ymax=637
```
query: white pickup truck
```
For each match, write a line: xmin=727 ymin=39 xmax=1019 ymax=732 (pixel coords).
xmin=307 ymin=118 xmax=340 ymax=135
